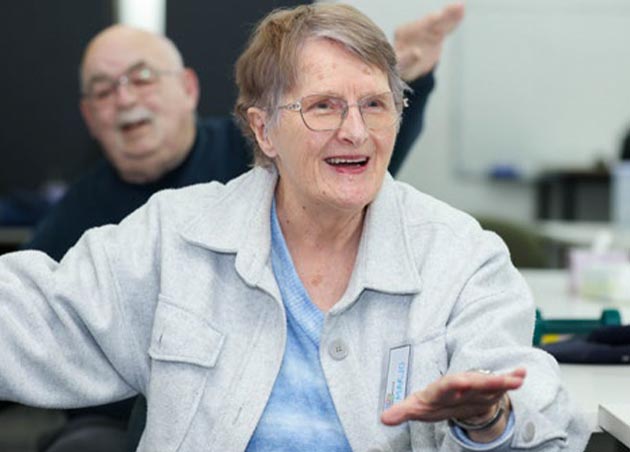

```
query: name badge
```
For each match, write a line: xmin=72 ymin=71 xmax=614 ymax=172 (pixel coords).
xmin=381 ymin=344 xmax=412 ymax=412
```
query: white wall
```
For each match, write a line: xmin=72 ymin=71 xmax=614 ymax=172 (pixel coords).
xmin=339 ymin=0 xmax=630 ymax=223
xmin=116 ymin=0 xmax=166 ymax=33
xmin=337 ymin=0 xmax=532 ymax=221
xmin=453 ymin=0 xmax=630 ymax=178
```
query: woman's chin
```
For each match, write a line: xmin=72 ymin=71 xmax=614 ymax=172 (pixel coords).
xmin=323 ymin=190 xmax=376 ymax=213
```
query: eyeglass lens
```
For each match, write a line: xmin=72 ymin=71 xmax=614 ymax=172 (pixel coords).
xmin=86 ymin=65 xmax=159 ymax=102
xmin=299 ymin=92 xmax=400 ymax=131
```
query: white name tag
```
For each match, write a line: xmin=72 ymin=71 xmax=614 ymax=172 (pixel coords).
xmin=382 ymin=344 xmax=411 ymax=412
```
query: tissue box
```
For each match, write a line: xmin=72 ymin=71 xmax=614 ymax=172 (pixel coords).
xmin=569 ymin=248 xmax=630 ymax=303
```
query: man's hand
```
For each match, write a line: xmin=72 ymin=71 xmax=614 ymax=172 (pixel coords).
xmin=381 ymin=367 xmax=526 ymax=442
xmin=394 ymin=2 xmax=465 ymax=82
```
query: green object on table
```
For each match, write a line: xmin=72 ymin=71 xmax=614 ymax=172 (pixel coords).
xmin=476 ymin=216 xmax=549 ymax=268
xmin=533 ymin=308 xmax=622 ymax=345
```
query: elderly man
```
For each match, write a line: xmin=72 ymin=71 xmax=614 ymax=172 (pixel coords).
xmin=26 ymin=4 xmax=463 ymax=263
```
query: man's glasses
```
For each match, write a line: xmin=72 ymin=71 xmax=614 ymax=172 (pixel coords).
xmin=82 ymin=63 xmax=179 ymax=105
xmin=277 ymin=92 xmax=406 ymax=132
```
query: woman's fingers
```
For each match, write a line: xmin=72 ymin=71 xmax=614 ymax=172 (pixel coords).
xmin=381 ymin=368 xmax=526 ymax=426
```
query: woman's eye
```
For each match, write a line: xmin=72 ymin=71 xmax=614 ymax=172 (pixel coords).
xmin=364 ymin=98 xmax=384 ymax=110
xmin=312 ymin=99 xmax=335 ymax=110
xmin=304 ymin=97 xmax=343 ymax=113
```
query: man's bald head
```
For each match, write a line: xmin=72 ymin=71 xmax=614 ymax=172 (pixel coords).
xmin=80 ymin=25 xmax=184 ymax=94
xmin=79 ymin=24 xmax=200 ymax=184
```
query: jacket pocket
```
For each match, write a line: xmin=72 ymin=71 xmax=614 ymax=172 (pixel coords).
xmin=408 ymin=328 xmax=448 ymax=451
xmin=140 ymin=295 xmax=225 ymax=452
xmin=148 ymin=296 xmax=225 ymax=367
xmin=409 ymin=327 xmax=448 ymax=389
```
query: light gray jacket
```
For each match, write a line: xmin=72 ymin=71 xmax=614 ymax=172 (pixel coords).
xmin=0 ymin=167 xmax=588 ymax=451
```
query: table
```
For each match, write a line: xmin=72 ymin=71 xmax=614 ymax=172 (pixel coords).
xmin=521 ymin=269 xmax=630 ymax=432
xmin=599 ymin=403 xmax=630 ymax=448
xmin=537 ymin=221 xmax=630 ymax=250
xmin=559 ymin=365 xmax=630 ymax=432
xmin=521 ymin=269 xmax=630 ymax=322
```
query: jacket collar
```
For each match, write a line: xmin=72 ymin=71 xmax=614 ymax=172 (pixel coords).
xmin=180 ymin=167 xmax=422 ymax=301
xmin=338 ymin=173 xmax=422 ymax=309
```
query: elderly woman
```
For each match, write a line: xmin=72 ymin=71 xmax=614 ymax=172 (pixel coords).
xmin=0 ymin=4 xmax=587 ymax=452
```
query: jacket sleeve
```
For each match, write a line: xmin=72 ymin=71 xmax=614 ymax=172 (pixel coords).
xmin=0 ymin=196 xmax=162 ymax=409
xmin=388 ymin=72 xmax=435 ymax=176
xmin=442 ymin=230 xmax=590 ymax=451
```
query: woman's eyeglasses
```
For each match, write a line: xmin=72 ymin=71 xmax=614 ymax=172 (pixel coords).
xmin=278 ymin=92 xmax=407 ymax=132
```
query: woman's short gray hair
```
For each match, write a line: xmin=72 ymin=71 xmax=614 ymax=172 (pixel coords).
xmin=234 ymin=3 xmax=408 ymax=167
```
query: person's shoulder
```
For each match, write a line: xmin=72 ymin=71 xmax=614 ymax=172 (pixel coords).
xmin=197 ymin=115 xmax=240 ymax=136
xmin=25 ymin=160 xmax=115 ymax=257
xmin=146 ymin=167 xmax=268 ymax=222
xmin=41 ymin=160 xmax=113 ymax=219
xmin=193 ymin=116 xmax=252 ymax=179
xmin=197 ymin=115 xmax=247 ymax=152
xmin=392 ymin=179 xmax=481 ymax=239
xmin=390 ymin=181 xmax=510 ymax=271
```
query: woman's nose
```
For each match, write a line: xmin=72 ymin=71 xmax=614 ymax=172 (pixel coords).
xmin=336 ymin=105 xmax=368 ymax=146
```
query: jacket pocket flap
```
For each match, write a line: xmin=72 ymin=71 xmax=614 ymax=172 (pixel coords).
xmin=148 ymin=297 xmax=225 ymax=367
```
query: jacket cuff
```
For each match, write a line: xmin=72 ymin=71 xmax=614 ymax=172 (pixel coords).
xmin=449 ymin=409 xmax=515 ymax=451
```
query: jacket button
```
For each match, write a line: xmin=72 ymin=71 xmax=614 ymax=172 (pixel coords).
xmin=521 ymin=421 xmax=536 ymax=443
xmin=328 ymin=339 xmax=349 ymax=360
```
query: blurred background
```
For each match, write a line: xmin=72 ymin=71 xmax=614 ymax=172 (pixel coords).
xmin=2 ymin=1 xmax=630 ymax=451
xmin=3 ymin=0 xmax=630 ymax=236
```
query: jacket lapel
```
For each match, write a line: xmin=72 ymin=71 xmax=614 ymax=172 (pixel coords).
xmin=179 ymin=168 xmax=422 ymax=310
xmin=178 ymin=166 xmax=280 ymax=298
xmin=331 ymin=174 xmax=423 ymax=314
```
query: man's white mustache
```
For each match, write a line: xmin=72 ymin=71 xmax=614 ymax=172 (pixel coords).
xmin=116 ymin=108 xmax=154 ymax=128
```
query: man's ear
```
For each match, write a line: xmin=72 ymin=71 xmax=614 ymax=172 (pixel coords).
xmin=79 ymin=99 xmax=98 ymax=138
xmin=181 ymin=68 xmax=200 ymax=110
xmin=247 ymin=107 xmax=276 ymax=158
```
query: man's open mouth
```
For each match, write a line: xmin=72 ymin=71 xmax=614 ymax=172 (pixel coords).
xmin=120 ymin=118 xmax=151 ymax=132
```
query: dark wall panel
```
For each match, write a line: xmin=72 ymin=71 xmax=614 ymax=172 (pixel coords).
xmin=166 ymin=0 xmax=310 ymax=117
xmin=0 ymin=1 xmax=112 ymax=192
xmin=0 ymin=1 xmax=310 ymax=193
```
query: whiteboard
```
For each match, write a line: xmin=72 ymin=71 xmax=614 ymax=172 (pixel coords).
xmin=452 ymin=0 xmax=630 ymax=178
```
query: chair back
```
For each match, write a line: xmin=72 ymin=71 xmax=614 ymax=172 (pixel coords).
xmin=126 ymin=396 xmax=147 ymax=452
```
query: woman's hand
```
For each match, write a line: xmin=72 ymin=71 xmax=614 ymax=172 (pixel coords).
xmin=381 ymin=368 xmax=526 ymax=442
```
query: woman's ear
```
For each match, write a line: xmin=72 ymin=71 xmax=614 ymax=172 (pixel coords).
xmin=247 ymin=107 xmax=277 ymax=158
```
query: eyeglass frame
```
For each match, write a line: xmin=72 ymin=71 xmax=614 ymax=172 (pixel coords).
xmin=81 ymin=61 xmax=181 ymax=105
xmin=276 ymin=91 xmax=408 ymax=132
